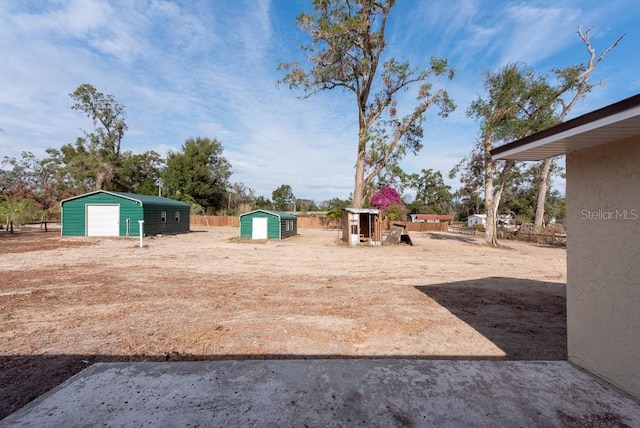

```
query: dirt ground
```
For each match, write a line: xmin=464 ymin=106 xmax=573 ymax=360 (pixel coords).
xmin=0 ymin=227 xmax=567 ymax=419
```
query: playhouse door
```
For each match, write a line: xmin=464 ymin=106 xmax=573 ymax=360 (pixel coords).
xmin=252 ymin=217 xmax=268 ymax=239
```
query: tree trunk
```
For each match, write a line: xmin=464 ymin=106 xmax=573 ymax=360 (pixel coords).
xmin=483 ymin=136 xmax=498 ymax=246
xmin=484 ymin=178 xmax=498 ymax=246
xmin=352 ymin=123 xmax=369 ymax=208
xmin=352 ymin=147 xmax=366 ymax=208
xmin=534 ymin=158 xmax=553 ymax=231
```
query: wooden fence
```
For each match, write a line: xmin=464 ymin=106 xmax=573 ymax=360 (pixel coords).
xmin=190 ymin=215 xmax=239 ymax=227
xmin=446 ymin=224 xmax=566 ymax=246
xmin=381 ymin=220 xmax=449 ymax=232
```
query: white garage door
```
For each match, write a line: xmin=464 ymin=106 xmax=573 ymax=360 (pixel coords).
xmin=252 ymin=217 xmax=268 ymax=239
xmin=87 ymin=205 xmax=120 ymax=236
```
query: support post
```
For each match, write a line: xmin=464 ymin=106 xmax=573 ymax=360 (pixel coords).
xmin=138 ymin=220 xmax=144 ymax=248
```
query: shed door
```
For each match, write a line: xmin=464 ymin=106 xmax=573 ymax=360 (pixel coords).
xmin=252 ymin=217 xmax=268 ymax=239
xmin=87 ymin=205 xmax=120 ymax=236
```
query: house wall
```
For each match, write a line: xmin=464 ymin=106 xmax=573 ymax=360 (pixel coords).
xmin=467 ymin=216 xmax=486 ymax=228
xmin=566 ymin=136 xmax=640 ymax=399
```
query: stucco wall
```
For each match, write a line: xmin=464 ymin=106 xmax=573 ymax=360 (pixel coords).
xmin=566 ymin=136 xmax=640 ymax=399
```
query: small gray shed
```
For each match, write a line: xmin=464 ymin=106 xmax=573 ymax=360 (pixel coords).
xmin=239 ymin=210 xmax=297 ymax=239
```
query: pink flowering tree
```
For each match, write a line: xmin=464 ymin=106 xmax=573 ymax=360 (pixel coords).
xmin=370 ymin=186 xmax=406 ymax=220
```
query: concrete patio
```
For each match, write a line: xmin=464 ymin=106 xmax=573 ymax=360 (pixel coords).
xmin=2 ymin=359 xmax=639 ymax=427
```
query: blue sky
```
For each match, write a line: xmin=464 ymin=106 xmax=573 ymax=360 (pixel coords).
xmin=1 ymin=0 xmax=639 ymax=202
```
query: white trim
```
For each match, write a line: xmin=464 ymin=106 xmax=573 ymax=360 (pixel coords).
xmin=495 ymin=105 xmax=640 ymax=160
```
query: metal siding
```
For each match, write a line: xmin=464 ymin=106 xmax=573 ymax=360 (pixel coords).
xmin=266 ymin=213 xmax=280 ymax=239
xmin=280 ymin=219 xmax=297 ymax=239
xmin=62 ymin=193 xmax=142 ymax=236
xmin=239 ymin=214 xmax=253 ymax=239
xmin=119 ymin=199 xmax=143 ymax=236
xmin=61 ymin=198 xmax=86 ymax=236
xmin=142 ymin=202 xmax=190 ymax=235
xmin=239 ymin=211 xmax=281 ymax=239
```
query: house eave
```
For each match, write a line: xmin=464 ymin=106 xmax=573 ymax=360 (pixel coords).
xmin=491 ymin=94 xmax=640 ymax=161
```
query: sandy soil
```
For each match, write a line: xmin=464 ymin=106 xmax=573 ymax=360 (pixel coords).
xmin=0 ymin=227 xmax=566 ymax=418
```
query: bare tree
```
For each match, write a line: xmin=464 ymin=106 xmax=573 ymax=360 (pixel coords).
xmin=533 ymin=27 xmax=624 ymax=230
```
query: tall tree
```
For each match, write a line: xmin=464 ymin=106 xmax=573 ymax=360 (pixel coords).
xmin=533 ymin=26 xmax=624 ymax=230
xmin=163 ymin=137 xmax=231 ymax=213
xmin=467 ymin=64 xmax=558 ymax=246
xmin=279 ymin=0 xmax=454 ymax=208
xmin=272 ymin=184 xmax=296 ymax=211
xmin=66 ymin=84 xmax=128 ymax=190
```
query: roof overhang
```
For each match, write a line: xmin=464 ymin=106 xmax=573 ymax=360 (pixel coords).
xmin=491 ymin=94 xmax=640 ymax=161
xmin=344 ymin=208 xmax=380 ymax=214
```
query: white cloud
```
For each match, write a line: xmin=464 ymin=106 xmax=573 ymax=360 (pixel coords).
xmin=497 ymin=4 xmax=581 ymax=66
xmin=1 ymin=0 xmax=638 ymax=203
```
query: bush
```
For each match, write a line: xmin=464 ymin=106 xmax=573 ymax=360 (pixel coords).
xmin=0 ymin=197 xmax=46 ymax=226
xmin=473 ymin=223 xmax=485 ymax=232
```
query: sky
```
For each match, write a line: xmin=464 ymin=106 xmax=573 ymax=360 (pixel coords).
xmin=1 ymin=0 xmax=639 ymax=203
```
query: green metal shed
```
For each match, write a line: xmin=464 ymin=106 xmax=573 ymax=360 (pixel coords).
xmin=239 ymin=210 xmax=297 ymax=239
xmin=60 ymin=190 xmax=190 ymax=237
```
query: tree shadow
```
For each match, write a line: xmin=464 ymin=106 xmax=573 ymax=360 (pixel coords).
xmin=423 ymin=232 xmax=480 ymax=244
xmin=415 ymin=277 xmax=566 ymax=361
xmin=1 ymin=277 xmax=568 ymax=420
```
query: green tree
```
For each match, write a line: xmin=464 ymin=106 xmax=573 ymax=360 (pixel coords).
xmin=407 ymin=169 xmax=453 ymax=214
xmin=463 ymin=27 xmax=624 ymax=245
xmin=0 ymin=196 xmax=41 ymax=227
xmin=1 ymin=151 xmax=70 ymax=218
xmin=65 ymin=83 xmax=128 ymax=190
xmin=118 ymin=150 xmax=163 ymax=195
xmin=271 ymin=184 xmax=295 ymax=211
xmin=163 ymin=137 xmax=231 ymax=213
xmin=319 ymin=197 xmax=351 ymax=219
xmin=279 ymin=0 xmax=454 ymax=208
xmin=467 ymin=63 xmax=558 ymax=245
xmin=296 ymin=198 xmax=318 ymax=214
xmin=254 ymin=196 xmax=272 ymax=210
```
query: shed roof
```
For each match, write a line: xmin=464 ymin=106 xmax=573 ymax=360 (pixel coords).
xmin=491 ymin=93 xmax=640 ymax=161
xmin=240 ymin=209 xmax=297 ymax=220
xmin=343 ymin=208 xmax=380 ymax=214
xmin=61 ymin=190 xmax=190 ymax=207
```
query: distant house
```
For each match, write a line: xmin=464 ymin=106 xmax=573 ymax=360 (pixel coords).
xmin=410 ymin=214 xmax=454 ymax=223
xmin=467 ymin=214 xmax=487 ymax=228
xmin=491 ymin=93 xmax=640 ymax=399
